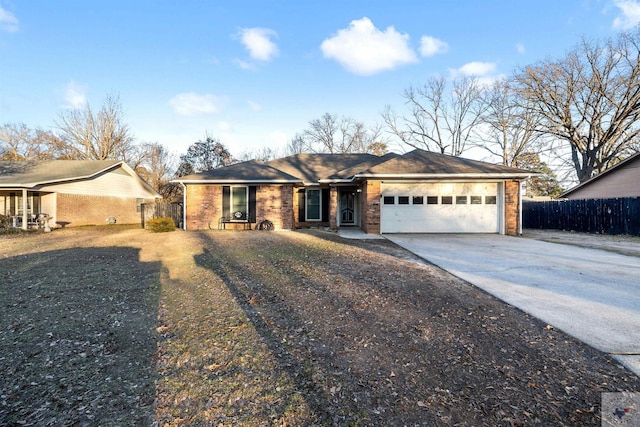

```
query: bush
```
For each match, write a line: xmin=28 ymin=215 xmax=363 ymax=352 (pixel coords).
xmin=147 ymin=217 xmax=176 ymax=233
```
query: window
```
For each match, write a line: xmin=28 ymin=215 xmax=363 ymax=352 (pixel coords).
xmin=136 ymin=198 xmax=144 ymax=213
xmin=427 ymin=196 xmax=438 ymax=205
xmin=485 ymin=195 xmax=497 ymax=205
xmin=470 ymin=195 xmax=482 ymax=205
xmin=306 ymin=188 xmax=321 ymax=221
xmin=383 ymin=196 xmax=395 ymax=205
xmin=441 ymin=196 xmax=453 ymax=205
xmin=231 ymin=186 xmax=248 ymax=221
xmin=398 ymin=196 xmax=410 ymax=205
xmin=456 ymin=196 xmax=468 ymax=204
xmin=413 ymin=196 xmax=424 ymax=205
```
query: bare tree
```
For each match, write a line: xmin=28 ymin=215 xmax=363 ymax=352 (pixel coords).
xmin=238 ymin=146 xmax=281 ymax=162
xmin=383 ymin=75 xmax=486 ymax=156
xmin=514 ymin=29 xmax=640 ymax=182
xmin=0 ymin=123 xmax=58 ymax=160
xmin=285 ymin=134 xmax=306 ymax=156
xmin=55 ymin=94 xmax=133 ymax=160
xmin=301 ymin=113 xmax=388 ymax=154
xmin=478 ymin=79 xmax=543 ymax=166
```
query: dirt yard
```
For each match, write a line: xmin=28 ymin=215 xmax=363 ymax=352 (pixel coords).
xmin=1 ymin=226 xmax=638 ymax=426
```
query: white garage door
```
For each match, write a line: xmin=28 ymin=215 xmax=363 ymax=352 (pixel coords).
xmin=381 ymin=182 xmax=499 ymax=233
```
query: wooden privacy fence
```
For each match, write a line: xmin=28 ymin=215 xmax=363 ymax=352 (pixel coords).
xmin=141 ymin=202 xmax=183 ymax=229
xmin=523 ymin=197 xmax=640 ymax=236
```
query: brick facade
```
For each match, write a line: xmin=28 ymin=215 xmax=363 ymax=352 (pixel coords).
xmin=56 ymin=193 xmax=149 ymax=227
xmin=254 ymin=185 xmax=294 ymax=230
xmin=361 ymin=180 xmax=381 ymax=234
xmin=184 ymin=179 xmax=523 ymax=235
xmin=185 ymin=184 xmax=294 ymax=231
xmin=504 ymin=180 xmax=521 ymax=236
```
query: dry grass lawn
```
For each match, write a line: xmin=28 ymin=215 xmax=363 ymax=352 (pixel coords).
xmin=1 ymin=226 xmax=638 ymax=426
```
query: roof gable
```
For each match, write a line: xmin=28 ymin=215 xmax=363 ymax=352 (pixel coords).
xmin=0 ymin=160 xmax=122 ymax=187
xmin=0 ymin=160 xmax=160 ymax=197
xmin=560 ymin=151 xmax=640 ymax=198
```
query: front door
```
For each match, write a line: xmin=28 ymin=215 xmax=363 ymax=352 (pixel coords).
xmin=340 ymin=191 xmax=355 ymax=225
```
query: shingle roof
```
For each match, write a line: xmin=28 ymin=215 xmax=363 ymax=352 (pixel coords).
xmin=266 ymin=153 xmax=380 ymax=183
xmin=173 ymin=149 xmax=532 ymax=184
xmin=354 ymin=149 xmax=531 ymax=177
xmin=176 ymin=160 xmax=301 ymax=183
xmin=0 ymin=160 xmax=123 ymax=187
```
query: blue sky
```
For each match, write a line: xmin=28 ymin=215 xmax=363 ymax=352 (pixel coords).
xmin=1 ymin=1 xmax=640 ymax=159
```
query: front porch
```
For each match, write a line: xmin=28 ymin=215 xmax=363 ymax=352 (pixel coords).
xmin=0 ymin=190 xmax=52 ymax=230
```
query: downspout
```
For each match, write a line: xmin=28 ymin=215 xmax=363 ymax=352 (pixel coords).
xmin=181 ymin=183 xmax=187 ymax=230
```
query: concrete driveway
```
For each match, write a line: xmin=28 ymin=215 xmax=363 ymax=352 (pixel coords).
xmin=384 ymin=233 xmax=640 ymax=376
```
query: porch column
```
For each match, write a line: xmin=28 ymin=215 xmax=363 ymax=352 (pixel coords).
xmin=21 ymin=189 xmax=28 ymax=230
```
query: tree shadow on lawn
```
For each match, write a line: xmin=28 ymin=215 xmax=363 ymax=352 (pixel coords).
xmin=193 ymin=244 xmax=341 ymax=425
xmin=193 ymin=231 xmax=448 ymax=425
xmin=192 ymin=230 xmax=640 ymax=426
xmin=0 ymin=246 xmax=162 ymax=426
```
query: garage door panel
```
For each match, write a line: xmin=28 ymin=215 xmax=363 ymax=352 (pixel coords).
xmin=381 ymin=182 xmax=499 ymax=233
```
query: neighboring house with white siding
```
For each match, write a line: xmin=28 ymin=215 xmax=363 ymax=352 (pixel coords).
xmin=0 ymin=160 xmax=160 ymax=229
xmin=560 ymin=152 xmax=640 ymax=199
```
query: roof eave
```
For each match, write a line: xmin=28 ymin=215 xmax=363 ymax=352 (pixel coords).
xmin=174 ymin=179 xmax=302 ymax=184
xmin=352 ymin=173 xmax=534 ymax=180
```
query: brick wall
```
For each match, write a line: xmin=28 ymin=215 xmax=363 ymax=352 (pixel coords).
xmin=185 ymin=185 xmax=222 ymax=230
xmin=361 ymin=180 xmax=381 ymax=234
xmin=56 ymin=193 xmax=148 ymax=227
xmin=254 ymin=185 xmax=293 ymax=230
xmin=504 ymin=180 xmax=521 ymax=236
xmin=329 ymin=186 xmax=338 ymax=229
xmin=185 ymin=184 xmax=294 ymax=231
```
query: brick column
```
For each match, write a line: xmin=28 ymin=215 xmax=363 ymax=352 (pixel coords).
xmin=329 ymin=186 xmax=338 ymax=229
xmin=504 ymin=180 xmax=521 ymax=236
xmin=361 ymin=180 xmax=381 ymax=234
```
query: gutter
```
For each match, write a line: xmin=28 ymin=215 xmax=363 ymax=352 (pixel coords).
xmin=319 ymin=172 xmax=534 ymax=184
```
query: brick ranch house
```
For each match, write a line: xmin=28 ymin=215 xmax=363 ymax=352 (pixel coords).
xmin=0 ymin=160 xmax=160 ymax=229
xmin=174 ymin=149 xmax=533 ymax=236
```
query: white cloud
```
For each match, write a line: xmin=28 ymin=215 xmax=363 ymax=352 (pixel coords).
xmin=0 ymin=6 xmax=19 ymax=33
xmin=238 ymin=27 xmax=279 ymax=61
xmin=168 ymin=92 xmax=224 ymax=116
xmin=419 ymin=35 xmax=448 ymax=57
xmin=456 ymin=61 xmax=497 ymax=77
xmin=248 ymin=100 xmax=262 ymax=111
xmin=63 ymin=81 xmax=88 ymax=109
xmin=320 ymin=17 xmax=418 ymax=75
xmin=613 ymin=0 xmax=640 ymax=29
xmin=449 ymin=62 xmax=501 ymax=87
xmin=516 ymin=43 xmax=526 ymax=54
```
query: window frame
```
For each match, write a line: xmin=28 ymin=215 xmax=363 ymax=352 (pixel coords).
xmin=305 ymin=188 xmax=322 ymax=221
xmin=230 ymin=185 xmax=249 ymax=221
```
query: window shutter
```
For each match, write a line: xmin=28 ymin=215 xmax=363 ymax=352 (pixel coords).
xmin=249 ymin=186 xmax=257 ymax=223
xmin=297 ymin=189 xmax=305 ymax=222
xmin=322 ymin=188 xmax=329 ymax=222
xmin=222 ymin=186 xmax=230 ymax=218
